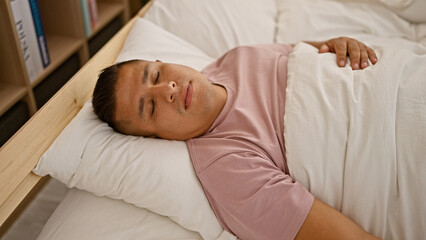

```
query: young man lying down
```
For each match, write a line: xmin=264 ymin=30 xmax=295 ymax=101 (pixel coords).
xmin=92 ymin=37 xmax=380 ymax=240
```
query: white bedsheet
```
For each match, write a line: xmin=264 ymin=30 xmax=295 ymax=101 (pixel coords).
xmin=284 ymin=42 xmax=426 ymax=239
xmin=37 ymin=189 xmax=204 ymax=240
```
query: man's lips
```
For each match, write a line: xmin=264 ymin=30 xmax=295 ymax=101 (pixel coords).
xmin=181 ymin=82 xmax=193 ymax=109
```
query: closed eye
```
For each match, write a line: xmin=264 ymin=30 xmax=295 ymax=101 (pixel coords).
xmin=151 ymin=99 xmax=155 ymax=116
xmin=155 ymin=71 xmax=160 ymax=84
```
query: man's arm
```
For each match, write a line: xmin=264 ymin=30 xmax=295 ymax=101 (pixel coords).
xmin=296 ymin=198 xmax=382 ymax=240
xmin=305 ymin=36 xmax=378 ymax=70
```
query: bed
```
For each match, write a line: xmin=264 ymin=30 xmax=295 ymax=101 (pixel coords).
xmin=1 ymin=0 xmax=425 ymax=239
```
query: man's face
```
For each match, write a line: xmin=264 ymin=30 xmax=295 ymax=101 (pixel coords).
xmin=114 ymin=60 xmax=225 ymax=140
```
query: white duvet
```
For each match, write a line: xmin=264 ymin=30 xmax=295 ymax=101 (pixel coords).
xmin=284 ymin=42 xmax=426 ymax=239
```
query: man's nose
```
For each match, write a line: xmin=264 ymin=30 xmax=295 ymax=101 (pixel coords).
xmin=153 ymin=81 xmax=177 ymax=103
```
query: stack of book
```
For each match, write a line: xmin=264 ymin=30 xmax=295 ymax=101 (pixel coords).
xmin=81 ymin=0 xmax=99 ymax=37
xmin=10 ymin=0 xmax=50 ymax=83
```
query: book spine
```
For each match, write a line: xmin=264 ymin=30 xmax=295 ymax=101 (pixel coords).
xmin=10 ymin=0 xmax=43 ymax=83
xmin=28 ymin=0 xmax=50 ymax=68
xmin=88 ymin=0 xmax=98 ymax=30
xmin=80 ymin=0 xmax=92 ymax=37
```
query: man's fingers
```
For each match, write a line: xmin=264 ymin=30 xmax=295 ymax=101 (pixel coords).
xmin=319 ymin=37 xmax=378 ymax=70
xmin=319 ymin=44 xmax=330 ymax=53
xmin=333 ymin=40 xmax=347 ymax=67
xmin=359 ymin=43 xmax=369 ymax=69
xmin=347 ymin=40 xmax=361 ymax=70
xmin=366 ymin=46 xmax=378 ymax=65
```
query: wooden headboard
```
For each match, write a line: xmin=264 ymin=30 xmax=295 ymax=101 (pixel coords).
xmin=0 ymin=1 xmax=153 ymax=231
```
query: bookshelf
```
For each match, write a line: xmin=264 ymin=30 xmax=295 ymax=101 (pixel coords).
xmin=0 ymin=0 xmax=146 ymax=146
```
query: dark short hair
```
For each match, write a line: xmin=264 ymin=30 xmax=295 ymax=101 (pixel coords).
xmin=92 ymin=59 xmax=139 ymax=131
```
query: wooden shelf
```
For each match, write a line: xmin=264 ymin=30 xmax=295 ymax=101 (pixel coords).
xmin=0 ymin=83 xmax=27 ymax=116
xmin=91 ymin=1 xmax=124 ymax=38
xmin=31 ymin=35 xmax=84 ymax=87
xmin=0 ymin=0 xmax=142 ymax=141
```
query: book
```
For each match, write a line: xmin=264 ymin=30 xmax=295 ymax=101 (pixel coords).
xmin=88 ymin=0 xmax=98 ymax=30
xmin=80 ymin=0 xmax=92 ymax=37
xmin=10 ymin=0 xmax=43 ymax=83
xmin=28 ymin=0 xmax=50 ymax=68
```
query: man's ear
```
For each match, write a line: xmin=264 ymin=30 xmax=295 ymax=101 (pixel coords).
xmin=155 ymin=60 xmax=162 ymax=62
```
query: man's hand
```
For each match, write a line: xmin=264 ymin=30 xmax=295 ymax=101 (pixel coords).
xmin=306 ymin=37 xmax=378 ymax=70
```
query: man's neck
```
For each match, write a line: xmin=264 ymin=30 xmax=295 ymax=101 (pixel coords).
xmin=196 ymin=84 xmax=227 ymax=139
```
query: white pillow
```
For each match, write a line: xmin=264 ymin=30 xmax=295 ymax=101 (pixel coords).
xmin=116 ymin=19 xmax=214 ymax=70
xmin=328 ymin=0 xmax=426 ymax=23
xmin=33 ymin=18 xmax=236 ymax=240
xmin=385 ymin=0 xmax=426 ymax=23
xmin=275 ymin=0 xmax=416 ymax=44
xmin=327 ymin=0 xmax=412 ymax=8
xmin=143 ymin=0 xmax=277 ymax=59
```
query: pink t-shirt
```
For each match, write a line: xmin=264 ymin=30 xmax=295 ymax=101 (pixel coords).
xmin=186 ymin=44 xmax=314 ymax=240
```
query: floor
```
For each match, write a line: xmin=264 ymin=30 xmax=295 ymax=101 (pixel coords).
xmin=1 ymin=179 xmax=68 ymax=240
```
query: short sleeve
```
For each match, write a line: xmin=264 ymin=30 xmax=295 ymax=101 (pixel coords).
xmin=197 ymin=153 xmax=314 ymax=240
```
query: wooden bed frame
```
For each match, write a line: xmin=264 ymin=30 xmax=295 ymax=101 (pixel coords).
xmin=0 ymin=1 xmax=153 ymax=233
